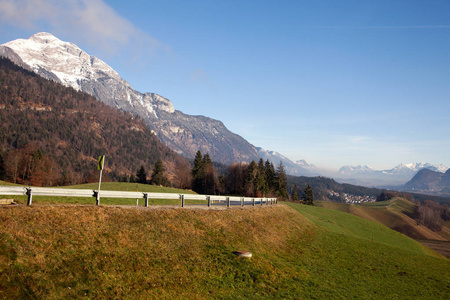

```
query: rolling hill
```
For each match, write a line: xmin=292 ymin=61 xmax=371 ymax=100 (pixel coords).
xmin=0 ymin=200 xmax=448 ymax=299
xmin=317 ymin=197 xmax=450 ymax=258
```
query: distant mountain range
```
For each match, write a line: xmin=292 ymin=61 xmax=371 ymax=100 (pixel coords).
xmin=1 ymin=32 xmax=447 ymax=187
xmin=335 ymin=163 xmax=449 ymax=187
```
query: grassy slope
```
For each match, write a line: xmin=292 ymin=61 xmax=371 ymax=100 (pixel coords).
xmin=318 ymin=198 xmax=449 ymax=241
xmin=1 ymin=202 xmax=449 ymax=299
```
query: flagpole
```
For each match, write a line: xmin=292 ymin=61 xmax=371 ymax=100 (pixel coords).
xmin=96 ymin=155 xmax=105 ymax=205
xmin=96 ymin=169 xmax=103 ymax=205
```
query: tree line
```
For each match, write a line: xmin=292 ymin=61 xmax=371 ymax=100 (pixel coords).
xmin=117 ymin=150 xmax=291 ymax=200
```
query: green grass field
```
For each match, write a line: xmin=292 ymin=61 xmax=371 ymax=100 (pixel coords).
xmin=1 ymin=200 xmax=449 ymax=299
xmin=318 ymin=198 xmax=450 ymax=242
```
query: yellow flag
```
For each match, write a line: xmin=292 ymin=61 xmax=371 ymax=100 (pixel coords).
xmin=98 ymin=155 xmax=105 ymax=170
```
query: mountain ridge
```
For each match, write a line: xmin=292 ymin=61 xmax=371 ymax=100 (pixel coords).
xmin=403 ymin=168 xmax=450 ymax=196
xmin=336 ymin=162 xmax=449 ymax=187
xmin=0 ymin=32 xmax=261 ymax=164
xmin=0 ymin=56 xmax=187 ymax=185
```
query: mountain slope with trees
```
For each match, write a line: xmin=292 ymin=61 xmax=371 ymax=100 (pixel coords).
xmin=403 ymin=168 xmax=450 ymax=196
xmin=0 ymin=57 xmax=187 ymax=186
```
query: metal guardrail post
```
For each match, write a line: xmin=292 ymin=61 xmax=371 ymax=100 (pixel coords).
xmin=26 ymin=188 xmax=32 ymax=206
xmin=0 ymin=185 xmax=279 ymax=209
xmin=144 ymin=193 xmax=148 ymax=207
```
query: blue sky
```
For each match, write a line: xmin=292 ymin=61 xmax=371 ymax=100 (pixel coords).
xmin=1 ymin=0 xmax=449 ymax=170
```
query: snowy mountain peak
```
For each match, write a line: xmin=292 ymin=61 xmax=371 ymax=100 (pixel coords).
xmin=390 ymin=162 xmax=448 ymax=174
xmin=295 ymin=159 xmax=315 ymax=168
xmin=30 ymin=32 xmax=61 ymax=43
xmin=0 ymin=32 xmax=179 ymax=119
xmin=1 ymin=32 xmax=263 ymax=164
xmin=3 ymin=32 xmax=121 ymax=91
xmin=338 ymin=165 xmax=374 ymax=174
xmin=256 ymin=147 xmax=317 ymax=176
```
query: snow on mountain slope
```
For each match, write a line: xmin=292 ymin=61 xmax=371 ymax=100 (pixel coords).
xmin=3 ymin=32 xmax=120 ymax=91
xmin=257 ymin=148 xmax=317 ymax=176
xmin=0 ymin=32 xmax=260 ymax=164
xmin=338 ymin=165 xmax=375 ymax=175
xmin=336 ymin=162 xmax=449 ymax=187
xmin=384 ymin=162 xmax=448 ymax=175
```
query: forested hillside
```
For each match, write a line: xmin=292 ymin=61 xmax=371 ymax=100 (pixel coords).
xmin=0 ymin=57 xmax=188 ymax=186
xmin=287 ymin=175 xmax=383 ymax=202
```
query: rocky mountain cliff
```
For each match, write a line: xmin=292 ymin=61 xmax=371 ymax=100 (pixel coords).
xmin=0 ymin=32 xmax=260 ymax=164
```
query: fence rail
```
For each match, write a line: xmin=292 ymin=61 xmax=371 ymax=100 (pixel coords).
xmin=0 ymin=186 xmax=277 ymax=207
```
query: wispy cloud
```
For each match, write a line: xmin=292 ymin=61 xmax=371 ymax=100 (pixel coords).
xmin=0 ymin=0 xmax=165 ymax=56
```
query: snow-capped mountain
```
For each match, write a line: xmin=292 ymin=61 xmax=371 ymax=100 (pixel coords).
xmin=1 ymin=32 xmax=174 ymax=119
xmin=257 ymin=148 xmax=318 ymax=176
xmin=1 ymin=32 xmax=260 ymax=164
xmin=336 ymin=162 xmax=449 ymax=187
xmin=293 ymin=159 xmax=316 ymax=172
xmin=383 ymin=162 xmax=449 ymax=175
xmin=338 ymin=165 xmax=375 ymax=176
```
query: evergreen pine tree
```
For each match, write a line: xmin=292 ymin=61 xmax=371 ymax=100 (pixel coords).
xmin=136 ymin=165 xmax=147 ymax=184
xmin=275 ymin=161 xmax=288 ymax=199
xmin=256 ymin=159 xmax=267 ymax=196
xmin=150 ymin=159 xmax=170 ymax=187
xmin=292 ymin=185 xmax=300 ymax=201
xmin=265 ymin=160 xmax=276 ymax=194
xmin=192 ymin=150 xmax=205 ymax=194
xmin=303 ymin=184 xmax=314 ymax=205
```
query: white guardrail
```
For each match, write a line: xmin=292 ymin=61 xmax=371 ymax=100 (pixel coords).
xmin=0 ymin=186 xmax=277 ymax=207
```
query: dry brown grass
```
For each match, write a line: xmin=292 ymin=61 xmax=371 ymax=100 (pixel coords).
xmin=2 ymin=203 xmax=449 ymax=299
xmin=0 ymin=204 xmax=311 ymax=299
